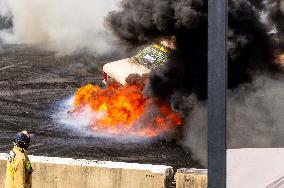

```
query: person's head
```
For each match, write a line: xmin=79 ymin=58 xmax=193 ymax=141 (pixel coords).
xmin=14 ymin=130 xmax=30 ymax=150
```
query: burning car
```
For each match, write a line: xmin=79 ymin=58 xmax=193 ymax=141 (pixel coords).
xmin=102 ymin=38 xmax=176 ymax=85
xmin=69 ymin=38 xmax=183 ymax=138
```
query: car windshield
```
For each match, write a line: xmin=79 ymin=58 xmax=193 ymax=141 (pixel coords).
xmin=134 ymin=43 xmax=173 ymax=70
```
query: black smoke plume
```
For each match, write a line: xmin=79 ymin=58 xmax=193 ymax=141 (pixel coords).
xmin=107 ymin=0 xmax=284 ymax=165
xmin=250 ymin=0 xmax=284 ymax=35
xmin=267 ymin=0 xmax=284 ymax=34
xmin=107 ymin=0 xmax=281 ymax=106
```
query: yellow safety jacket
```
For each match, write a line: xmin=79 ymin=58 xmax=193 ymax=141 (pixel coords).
xmin=4 ymin=146 xmax=33 ymax=188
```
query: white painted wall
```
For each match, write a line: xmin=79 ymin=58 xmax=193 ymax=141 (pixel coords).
xmin=227 ymin=148 xmax=284 ymax=188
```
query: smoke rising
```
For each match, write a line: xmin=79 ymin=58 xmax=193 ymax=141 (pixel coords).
xmin=0 ymin=0 xmax=12 ymax=32
xmin=0 ymin=0 xmax=10 ymax=17
xmin=266 ymin=0 xmax=284 ymax=35
xmin=106 ymin=0 xmax=206 ymax=44
xmin=107 ymin=0 xmax=284 ymax=166
xmin=250 ymin=0 xmax=284 ymax=36
xmin=0 ymin=0 xmax=120 ymax=55
xmin=181 ymin=99 xmax=208 ymax=166
xmin=182 ymin=74 xmax=284 ymax=166
xmin=227 ymin=74 xmax=284 ymax=148
xmin=108 ymin=0 xmax=281 ymax=100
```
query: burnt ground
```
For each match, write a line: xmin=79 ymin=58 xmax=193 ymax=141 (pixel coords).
xmin=0 ymin=44 xmax=201 ymax=169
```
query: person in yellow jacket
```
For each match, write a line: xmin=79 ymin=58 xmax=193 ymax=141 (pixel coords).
xmin=5 ymin=130 xmax=33 ymax=188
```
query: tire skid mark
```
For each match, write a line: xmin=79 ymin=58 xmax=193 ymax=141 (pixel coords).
xmin=0 ymin=98 xmax=40 ymax=109
xmin=0 ymin=112 xmax=49 ymax=121
xmin=0 ymin=61 xmax=28 ymax=71
xmin=0 ymin=114 xmax=49 ymax=125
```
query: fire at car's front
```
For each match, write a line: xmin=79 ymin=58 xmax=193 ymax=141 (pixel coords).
xmin=69 ymin=82 xmax=182 ymax=138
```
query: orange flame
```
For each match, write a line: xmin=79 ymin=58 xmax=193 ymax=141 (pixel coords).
xmin=280 ymin=53 xmax=284 ymax=63
xmin=72 ymin=83 xmax=182 ymax=137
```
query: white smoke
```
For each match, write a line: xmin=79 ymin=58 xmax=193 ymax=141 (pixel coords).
xmin=182 ymin=73 xmax=284 ymax=166
xmin=0 ymin=0 xmax=120 ymax=55
xmin=55 ymin=96 xmax=90 ymax=128
xmin=0 ymin=0 xmax=10 ymax=17
xmin=181 ymin=100 xmax=208 ymax=166
xmin=227 ymin=74 xmax=284 ymax=148
xmin=54 ymin=96 xmax=107 ymax=136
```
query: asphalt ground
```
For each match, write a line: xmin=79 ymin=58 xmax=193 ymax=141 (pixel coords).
xmin=0 ymin=44 xmax=201 ymax=169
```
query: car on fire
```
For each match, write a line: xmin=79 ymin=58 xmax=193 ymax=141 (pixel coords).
xmin=102 ymin=38 xmax=176 ymax=85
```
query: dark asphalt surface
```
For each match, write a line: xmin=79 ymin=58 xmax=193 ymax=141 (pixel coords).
xmin=0 ymin=44 xmax=201 ymax=169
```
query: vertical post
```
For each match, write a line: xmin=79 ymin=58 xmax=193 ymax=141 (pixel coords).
xmin=208 ymin=0 xmax=227 ymax=187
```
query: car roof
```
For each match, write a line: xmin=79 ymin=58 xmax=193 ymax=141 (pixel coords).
xmin=133 ymin=43 xmax=174 ymax=70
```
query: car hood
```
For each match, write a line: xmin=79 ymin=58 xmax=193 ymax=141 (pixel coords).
xmin=103 ymin=58 xmax=150 ymax=85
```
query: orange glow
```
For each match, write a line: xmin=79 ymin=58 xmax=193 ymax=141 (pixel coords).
xmin=280 ymin=53 xmax=284 ymax=62
xmin=72 ymin=83 xmax=182 ymax=137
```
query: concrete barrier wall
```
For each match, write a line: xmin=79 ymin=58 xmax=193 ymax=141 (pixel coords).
xmin=0 ymin=154 xmax=173 ymax=188
xmin=0 ymin=153 xmax=208 ymax=188
xmin=175 ymin=168 xmax=208 ymax=188
xmin=0 ymin=160 xmax=5 ymax=187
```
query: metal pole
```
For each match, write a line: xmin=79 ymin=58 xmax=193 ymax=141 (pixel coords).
xmin=208 ymin=0 xmax=227 ymax=187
